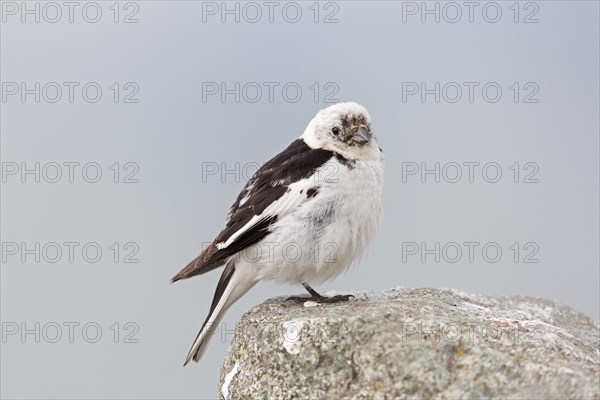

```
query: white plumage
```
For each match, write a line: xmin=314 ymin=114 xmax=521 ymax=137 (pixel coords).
xmin=172 ymin=102 xmax=384 ymax=365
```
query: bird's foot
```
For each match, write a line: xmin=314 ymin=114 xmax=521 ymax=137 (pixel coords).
xmin=286 ymin=294 xmax=354 ymax=304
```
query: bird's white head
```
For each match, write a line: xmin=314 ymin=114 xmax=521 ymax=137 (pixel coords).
xmin=301 ymin=102 xmax=380 ymax=160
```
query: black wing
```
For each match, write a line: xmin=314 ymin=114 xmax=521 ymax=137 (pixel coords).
xmin=171 ymin=139 xmax=334 ymax=282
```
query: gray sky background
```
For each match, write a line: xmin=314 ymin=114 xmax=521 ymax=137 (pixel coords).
xmin=1 ymin=1 xmax=599 ymax=399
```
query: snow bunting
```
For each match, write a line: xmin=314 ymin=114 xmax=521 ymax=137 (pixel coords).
xmin=172 ymin=102 xmax=384 ymax=365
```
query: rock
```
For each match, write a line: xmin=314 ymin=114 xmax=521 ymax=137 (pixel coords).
xmin=219 ymin=288 xmax=600 ymax=399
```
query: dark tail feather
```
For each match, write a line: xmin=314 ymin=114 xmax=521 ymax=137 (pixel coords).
xmin=182 ymin=261 xmax=256 ymax=365
xmin=171 ymin=255 xmax=202 ymax=283
xmin=171 ymin=243 xmax=223 ymax=283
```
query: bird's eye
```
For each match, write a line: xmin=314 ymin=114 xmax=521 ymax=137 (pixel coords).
xmin=331 ymin=127 xmax=340 ymax=135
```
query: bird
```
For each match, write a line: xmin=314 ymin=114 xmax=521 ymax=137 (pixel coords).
xmin=171 ymin=101 xmax=384 ymax=365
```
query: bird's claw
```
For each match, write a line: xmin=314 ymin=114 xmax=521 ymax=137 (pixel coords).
xmin=286 ymin=294 xmax=354 ymax=304
xmin=324 ymin=294 xmax=355 ymax=303
xmin=286 ymin=296 xmax=311 ymax=303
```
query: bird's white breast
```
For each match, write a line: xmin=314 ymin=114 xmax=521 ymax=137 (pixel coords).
xmin=244 ymin=150 xmax=384 ymax=285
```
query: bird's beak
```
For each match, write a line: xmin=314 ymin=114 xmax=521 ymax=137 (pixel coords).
xmin=352 ymin=127 xmax=370 ymax=145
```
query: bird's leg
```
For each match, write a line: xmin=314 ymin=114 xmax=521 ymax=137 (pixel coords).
xmin=286 ymin=282 xmax=354 ymax=304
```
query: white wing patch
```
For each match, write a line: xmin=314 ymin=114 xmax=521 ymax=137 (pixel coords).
xmin=215 ymin=178 xmax=318 ymax=250
xmin=237 ymin=182 xmax=254 ymax=208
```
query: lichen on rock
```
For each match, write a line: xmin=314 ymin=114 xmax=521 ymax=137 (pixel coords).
xmin=219 ymin=288 xmax=600 ymax=399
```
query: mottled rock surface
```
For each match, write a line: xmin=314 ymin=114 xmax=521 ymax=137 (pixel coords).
xmin=219 ymin=288 xmax=600 ymax=399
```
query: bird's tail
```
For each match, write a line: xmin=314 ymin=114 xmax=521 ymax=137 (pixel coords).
xmin=183 ymin=260 xmax=255 ymax=366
